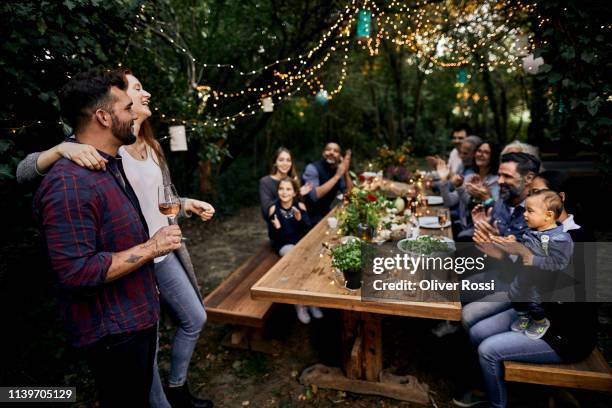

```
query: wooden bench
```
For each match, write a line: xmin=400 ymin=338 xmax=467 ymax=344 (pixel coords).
xmin=204 ymin=243 xmax=279 ymax=328
xmin=504 ymin=348 xmax=612 ymax=392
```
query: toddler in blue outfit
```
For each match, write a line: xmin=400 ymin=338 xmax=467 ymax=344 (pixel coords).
xmin=493 ymin=189 xmax=574 ymax=339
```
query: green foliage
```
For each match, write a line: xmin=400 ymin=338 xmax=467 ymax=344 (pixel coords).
xmin=331 ymin=239 xmax=361 ymax=273
xmin=338 ymin=185 xmax=383 ymax=237
xmin=0 ymin=0 xmax=141 ymax=187
xmin=398 ymin=235 xmax=451 ymax=255
xmin=530 ymin=0 xmax=611 ymax=169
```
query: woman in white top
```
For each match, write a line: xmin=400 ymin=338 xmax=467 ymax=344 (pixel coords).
xmin=16 ymin=71 xmax=214 ymax=408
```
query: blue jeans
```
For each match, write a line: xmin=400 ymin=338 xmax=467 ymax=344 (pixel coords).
xmin=150 ymin=252 xmax=207 ymax=408
xmin=461 ymin=291 xmax=511 ymax=330
xmin=469 ymin=308 xmax=561 ymax=408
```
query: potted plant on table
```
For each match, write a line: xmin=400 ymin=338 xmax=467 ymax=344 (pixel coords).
xmin=331 ymin=238 xmax=362 ymax=290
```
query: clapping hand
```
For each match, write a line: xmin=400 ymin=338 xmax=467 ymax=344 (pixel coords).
xmin=426 ymin=155 xmax=442 ymax=169
xmin=271 ymin=214 xmax=281 ymax=229
xmin=291 ymin=206 xmax=302 ymax=221
xmin=336 ymin=149 xmax=352 ymax=176
xmin=465 ymin=180 xmax=490 ymax=200
xmin=490 ymin=235 xmax=534 ymax=265
xmin=450 ymin=174 xmax=464 ymax=188
xmin=300 ymin=182 xmax=313 ymax=197
xmin=436 ymin=159 xmax=450 ymax=181
xmin=471 ymin=204 xmax=492 ymax=225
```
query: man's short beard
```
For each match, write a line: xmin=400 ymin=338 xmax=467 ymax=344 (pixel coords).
xmin=499 ymin=180 xmax=524 ymax=204
xmin=111 ymin=113 xmax=136 ymax=145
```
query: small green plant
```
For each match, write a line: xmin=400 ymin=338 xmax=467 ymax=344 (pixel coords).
xmin=331 ymin=239 xmax=362 ymax=272
xmin=398 ymin=236 xmax=451 ymax=255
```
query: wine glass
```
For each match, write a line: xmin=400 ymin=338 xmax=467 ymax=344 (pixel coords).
xmin=437 ymin=210 xmax=448 ymax=233
xmin=158 ymin=184 xmax=180 ymax=224
xmin=158 ymin=184 xmax=188 ymax=241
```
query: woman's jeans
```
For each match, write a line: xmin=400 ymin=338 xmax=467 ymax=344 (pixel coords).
xmin=150 ymin=252 xmax=207 ymax=408
xmin=469 ymin=308 xmax=561 ymax=408
xmin=461 ymin=291 xmax=512 ymax=330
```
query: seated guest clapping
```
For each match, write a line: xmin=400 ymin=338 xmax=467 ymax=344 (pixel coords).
xmin=437 ymin=140 xmax=500 ymax=240
xmin=259 ymin=147 xmax=312 ymax=221
xmin=267 ymin=177 xmax=322 ymax=324
xmin=302 ymin=142 xmax=353 ymax=224
xmin=426 ymin=123 xmax=471 ymax=176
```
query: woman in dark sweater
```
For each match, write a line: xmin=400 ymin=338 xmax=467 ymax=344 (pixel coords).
xmin=259 ymin=147 xmax=311 ymax=220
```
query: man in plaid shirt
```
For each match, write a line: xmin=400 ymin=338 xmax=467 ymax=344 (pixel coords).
xmin=34 ymin=69 xmax=182 ymax=407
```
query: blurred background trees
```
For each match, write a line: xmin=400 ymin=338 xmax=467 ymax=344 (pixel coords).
xmin=1 ymin=0 xmax=610 ymax=212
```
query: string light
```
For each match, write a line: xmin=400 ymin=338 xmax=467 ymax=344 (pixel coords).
xmin=7 ymin=1 xmax=541 ymax=132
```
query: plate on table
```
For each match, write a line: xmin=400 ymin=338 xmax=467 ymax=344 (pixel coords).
xmin=418 ymin=216 xmax=451 ymax=229
xmin=426 ymin=196 xmax=444 ymax=205
xmin=340 ymin=236 xmax=360 ymax=244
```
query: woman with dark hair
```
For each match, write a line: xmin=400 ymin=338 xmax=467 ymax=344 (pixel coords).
xmin=259 ymin=147 xmax=312 ymax=220
xmin=437 ymin=140 xmax=501 ymax=240
xmin=16 ymin=71 xmax=214 ymax=408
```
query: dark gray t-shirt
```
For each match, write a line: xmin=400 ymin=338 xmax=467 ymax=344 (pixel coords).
xmin=259 ymin=175 xmax=279 ymax=220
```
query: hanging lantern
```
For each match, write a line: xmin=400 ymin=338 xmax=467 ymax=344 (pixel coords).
xmin=522 ymin=54 xmax=544 ymax=75
xmin=356 ymin=10 xmax=372 ymax=39
xmin=169 ymin=125 xmax=188 ymax=152
xmin=262 ymin=97 xmax=274 ymax=112
xmin=457 ymin=68 xmax=468 ymax=84
xmin=315 ymin=89 xmax=329 ymax=105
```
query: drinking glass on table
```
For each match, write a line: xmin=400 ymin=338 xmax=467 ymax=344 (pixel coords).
xmin=437 ymin=210 xmax=448 ymax=233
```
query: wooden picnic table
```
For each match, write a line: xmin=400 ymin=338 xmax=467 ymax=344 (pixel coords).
xmin=251 ymin=200 xmax=460 ymax=403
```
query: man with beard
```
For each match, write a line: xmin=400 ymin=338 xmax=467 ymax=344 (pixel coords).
xmin=302 ymin=142 xmax=353 ymax=224
xmin=34 ymin=69 xmax=182 ymax=407
xmin=458 ymin=152 xmax=541 ymax=327
xmin=473 ymin=152 xmax=541 ymax=241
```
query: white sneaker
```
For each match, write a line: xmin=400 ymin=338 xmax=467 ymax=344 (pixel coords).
xmin=295 ymin=305 xmax=311 ymax=324
xmin=308 ymin=306 xmax=324 ymax=319
xmin=431 ymin=320 xmax=460 ymax=338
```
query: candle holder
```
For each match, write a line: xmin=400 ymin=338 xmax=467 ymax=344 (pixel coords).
xmin=357 ymin=223 xmax=373 ymax=242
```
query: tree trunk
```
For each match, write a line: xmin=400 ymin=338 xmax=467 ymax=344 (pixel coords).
xmin=481 ymin=66 xmax=502 ymax=143
xmin=412 ymin=65 xmax=425 ymax=141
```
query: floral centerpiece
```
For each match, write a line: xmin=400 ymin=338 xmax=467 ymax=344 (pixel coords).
xmin=337 ymin=176 xmax=384 ymax=237
xmin=371 ymin=142 xmax=417 ymax=183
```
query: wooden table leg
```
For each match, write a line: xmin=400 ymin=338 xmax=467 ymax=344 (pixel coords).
xmin=300 ymin=311 xmax=430 ymax=404
xmin=363 ymin=313 xmax=382 ymax=381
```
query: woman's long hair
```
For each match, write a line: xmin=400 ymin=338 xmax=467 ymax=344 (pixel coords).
xmin=140 ymin=119 xmax=167 ymax=169
xmin=123 ymin=69 xmax=167 ymax=169
xmin=270 ymin=147 xmax=297 ymax=180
